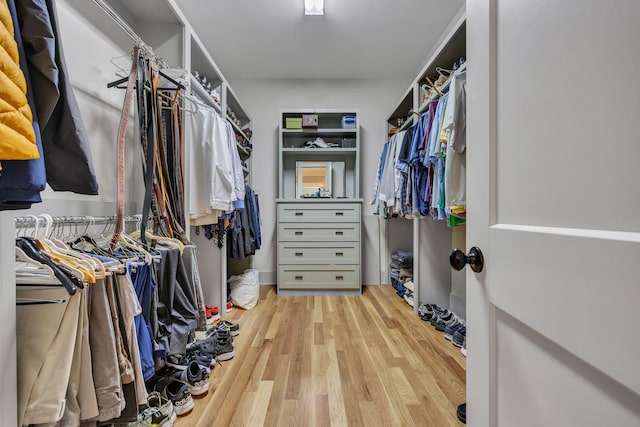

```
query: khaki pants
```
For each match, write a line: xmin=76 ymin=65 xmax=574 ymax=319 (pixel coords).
xmin=87 ymin=277 xmax=123 ymax=422
xmin=17 ymin=286 xmax=80 ymax=425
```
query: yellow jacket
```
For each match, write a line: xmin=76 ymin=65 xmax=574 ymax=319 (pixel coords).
xmin=0 ymin=0 xmax=38 ymax=162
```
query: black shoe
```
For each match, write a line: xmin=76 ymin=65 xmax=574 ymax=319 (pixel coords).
xmin=457 ymin=403 xmax=466 ymax=424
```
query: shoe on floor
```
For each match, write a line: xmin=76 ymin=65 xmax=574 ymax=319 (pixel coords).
xmin=208 ymin=319 xmax=240 ymax=337
xmin=153 ymin=377 xmax=194 ymax=416
xmin=147 ymin=391 xmax=176 ymax=425
xmin=417 ymin=303 xmax=438 ymax=321
xmin=461 ymin=336 xmax=467 ymax=357
xmin=444 ymin=320 xmax=465 ymax=340
xmin=452 ymin=326 xmax=466 ymax=348
xmin=196 ymin=337 xmax=235 ymax=361
xmin=165 ymin=351 xmax=211 ymax=372
xmin=175 ymin=361 xmax=210 ymax=396
xmin=457 ymin=403 xmax=466 ymax=424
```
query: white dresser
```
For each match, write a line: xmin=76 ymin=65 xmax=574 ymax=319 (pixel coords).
xmin=277 ymin=201 xmax=361 ymax=291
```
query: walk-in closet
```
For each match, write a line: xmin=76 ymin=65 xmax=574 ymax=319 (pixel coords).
xmin=2 ymin=0 xmax=639 ymax=425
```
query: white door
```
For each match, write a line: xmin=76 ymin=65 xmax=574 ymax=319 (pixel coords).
xmin=466 ymin=1 xmax=640 ymax=425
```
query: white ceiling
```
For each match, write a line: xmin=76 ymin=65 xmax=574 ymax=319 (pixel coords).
xmin=177 ymin=0 xmax=465 ymax=81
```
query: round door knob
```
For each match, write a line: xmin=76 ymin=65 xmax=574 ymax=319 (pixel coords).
xmin=449 ymin=247 xmax=485 ymax=273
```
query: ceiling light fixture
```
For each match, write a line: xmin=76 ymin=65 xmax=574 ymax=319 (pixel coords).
xmin=304 ymin=0 xmax=324 ymax=15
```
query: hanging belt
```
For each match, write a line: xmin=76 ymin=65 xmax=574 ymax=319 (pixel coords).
xmin=110 ymin=46 xmax=140 ymax=252
xmin=139 ymin=58 xmax=157 ymax=245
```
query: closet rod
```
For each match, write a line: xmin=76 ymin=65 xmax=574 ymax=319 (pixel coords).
xmin=14 ymin=215 xmax=141 ymax=227
xmin=92 ymin=0 xmax=165 ymax=66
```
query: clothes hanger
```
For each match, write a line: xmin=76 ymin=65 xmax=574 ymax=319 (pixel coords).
xmin=15 ymin=246 xmax=57 ymax=284
xmin=16 ymin=238 xmax=79 ymax=294
xmin=35 ymin=215 xmax=96 ymax=284
xmin=16 ymin=297 xmax=66 ymax=306
xmin=45 ymin=215 xmax=106 ymax=280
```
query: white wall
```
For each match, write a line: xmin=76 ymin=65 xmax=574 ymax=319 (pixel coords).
xmin=228 ymin=78 xmax=408 ymax=285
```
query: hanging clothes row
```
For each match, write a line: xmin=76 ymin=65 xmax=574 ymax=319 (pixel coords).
xmin=0 ymin=0 xmax=99 ymax=211
xmin=186 ymin=94 xmax=246 ymax=227
xmin=227 ymin=185 xmax=262 ymax=259
xmin=372 ymin=60 xmax=467 ymax=226
xmin=15 ymin=214 xmax=207 ymax=426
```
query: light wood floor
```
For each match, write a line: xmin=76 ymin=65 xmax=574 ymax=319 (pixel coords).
xmin=176 ymin=285 xmax=466 ymax=427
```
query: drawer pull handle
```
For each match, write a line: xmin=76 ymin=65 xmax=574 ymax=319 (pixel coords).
xmin=336 ymin=275 xmax=344 ymax=280
xmin=295 ymin=212 xmax=304 ymax=216
xmin=295 ymin=231 xmax=303 ymax=236
xmin=295 ymin=275 xmax=304 ymax=280
xmin=336 ymin=252 xmax=344 ymax=256
xmin=335 ymin=212 xmax=344 ymax=216
xmin=335 ymin=231 xmax=344 ymax=235
xmin=295 ymin=252 xmax=303 ymax=257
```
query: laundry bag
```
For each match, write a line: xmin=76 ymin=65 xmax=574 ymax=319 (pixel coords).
xmin=228 ymin=269 xmax=260 ymax=309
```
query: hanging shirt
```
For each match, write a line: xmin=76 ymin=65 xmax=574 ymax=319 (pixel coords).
xmin=377 ymin=130 xmax=404 ymax=208
xmin=444 ymin=68 xmax=467 ymax=216
xmin=370 ymin=141 xmax=389 ymax=206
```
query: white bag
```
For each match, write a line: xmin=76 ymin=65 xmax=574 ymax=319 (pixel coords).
xmin=227 ymin=269 xmax=260 ymax=309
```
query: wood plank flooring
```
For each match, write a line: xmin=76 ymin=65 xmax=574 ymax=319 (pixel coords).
xmin=176 ymin=285 xmax=466 ymax=427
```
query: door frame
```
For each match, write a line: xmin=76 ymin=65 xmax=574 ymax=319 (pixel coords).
xmin=466 ymin=0 xmax=496 ymax=425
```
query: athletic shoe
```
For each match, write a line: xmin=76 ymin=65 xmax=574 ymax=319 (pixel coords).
xmin=207 ymin=319 xmax=240 ymax=337
xmin=129 ymin=406 xmax=173 ymax=427
xmin=175 ymin=361 xmax=210 ymax=396
xmin=186 ymin=348 xmax=214 ymax=370
xmin=153 ymin=378 xmax=193 ymax=416
xmin=403 ymin=293 xmax=414 ymax=307
xmin=417 ymin=303 xmax=438 ymax=321
xmin=457 ymin=403 xmax=466 ymax=424
xmin=225 ymin=301 xmax=233 ymax=312
xmin=461 ymin=337 xmax=467 ymax=357
xmin=452 ymin=326 xmax=466 ymax=348
xmin=431 ymin=308 xmax=453 ymax=328
xmin=444 ymin=320 xmax=465 ymax=340
xmin=147 ymin=391 xmax=176 ymax=425
xmin=205 ymin=305 xmax=220 ymax=325
xmin=195 ymin=337 xmax=235 ymax=361
xmin=435 ymin=312 xmax=458 ymax=332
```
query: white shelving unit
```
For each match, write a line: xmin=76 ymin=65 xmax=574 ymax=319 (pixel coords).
xmin=277 ymin=110 xmax=362 ymax=295
xmin=381 ymin=6 xmax=467 ymax=317
xmin=71 ymin=0 xmax=254 ymax=315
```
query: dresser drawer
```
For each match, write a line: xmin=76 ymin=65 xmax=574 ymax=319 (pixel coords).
xmin=278 ymin=223 xmax=360 ymax=242
xmin=278 ymin=266 xmax=360 ymax=290
xmin=279 ymin=242 xmax=359 ymax=265
xmin=278 ymin=203 xmax=361 ymax=223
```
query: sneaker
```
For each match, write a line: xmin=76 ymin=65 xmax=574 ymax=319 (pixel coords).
xmin=435 ymin=312 xmax=458 ymax=332
xmin=186 ymin=348 xmax=214 ymax=370
xmin=452 ymin=326 xmax=466 ymax=347
xmin=461 ymin=336 xmax=467 ymax=357
xmin=444 ymin=320 xmax=465 ymax=341
xmin=417 ymin=303 xmax=438 ymax=321
xmin=196 ymin=337 xmax=235 ymax=361
xmin=165 ymin=354 xmax=190 ymax=371
xmin=147 ymin=391 xmax=176 ymax=425
xmin=403 ymin=293 xmax=414 ymax=307
xmin=208 ymin=319 xmax=240 ymax=337
xmin=456 ymin=403 xmax=466 ymax=424
xmin=175 ymin=361 xmax=210 ymax=396
xmin=226 ymin=301 xmax=233 ymax=312
xmin=153 ymin=378 xmax=194 ymax=416
xmin=129 ymin=406 xmax=172 ymax=427
xmin=431 ymin=308 xmax=453 ymax=328
xmin=205 ymin=305 xmax=220 ymax=325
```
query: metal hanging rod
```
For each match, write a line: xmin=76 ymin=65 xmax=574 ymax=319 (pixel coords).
xmin=15 ymin=215 xmax=141 ymax=227
xmin=92 ymin=0 xmax=168 ymax=67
